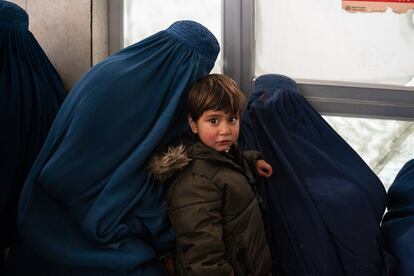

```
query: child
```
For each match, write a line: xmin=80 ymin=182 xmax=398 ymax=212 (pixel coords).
xmin=150 ymin=74 xmax=272 ymax=275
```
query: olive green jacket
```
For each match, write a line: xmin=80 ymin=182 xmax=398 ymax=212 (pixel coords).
xmin=150 ymin=142 xmax=271 ymax=276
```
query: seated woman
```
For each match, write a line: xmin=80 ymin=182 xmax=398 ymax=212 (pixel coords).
xmin=239 ymin=74 xmax=395 ymax=276
xmin=382 ymin=159 xmax=414 ymax=276
xmin=0 ymin=0 xmax=65 ymax=266
xmin=7 ymin=20 xmax=219 ymax=275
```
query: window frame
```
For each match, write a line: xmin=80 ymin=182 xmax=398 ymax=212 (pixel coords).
xmin=108 ymin=0 xmax=123 ymax=55
xmin=112 ymin=0 xmax=414 ymax=120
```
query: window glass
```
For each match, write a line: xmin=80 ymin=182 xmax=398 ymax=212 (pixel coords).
xmin=323 ymin=116 xmax=414 ymax=189
xmin=124 ymin=0 xmax=223 ymax=73
xmin=256 ymin=0 xmax=414 ymax=87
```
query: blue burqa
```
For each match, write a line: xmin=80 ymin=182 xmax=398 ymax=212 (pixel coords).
xmin=7 ymin=20 xmax=219 ymax=275
xmin=0 ymin=0 xmax=65 ymax=252
xmin=382 ymin=159 xmax=414 ymax=276
xmin=239 ymin=74 xmax=395 ymax=275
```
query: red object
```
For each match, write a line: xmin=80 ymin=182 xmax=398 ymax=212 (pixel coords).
xmin=345 ymin=0 xmax=414 ymax=2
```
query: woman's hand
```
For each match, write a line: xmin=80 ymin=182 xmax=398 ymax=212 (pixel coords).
xmin=256 ymin=160 xmax=273 ymax=177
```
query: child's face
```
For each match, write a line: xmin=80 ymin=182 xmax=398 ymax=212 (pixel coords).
xmin=189 ymin=109 xmax=240 ymax=152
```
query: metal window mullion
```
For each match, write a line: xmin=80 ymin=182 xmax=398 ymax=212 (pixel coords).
xmin=108 ymin=0 xmax=123 ymax=55
xmin=240 ymin=0 xmax=255 ymax=96
xmin=298 ymin=82 xmax=414 ymax=120
xmin=223 ymin=0 xmax=255 ymax=96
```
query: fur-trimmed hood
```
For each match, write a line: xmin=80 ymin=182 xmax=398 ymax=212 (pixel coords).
xmin=149 ymin=142 xmax=258 ymax=184
xmin=148 ymin=145 xmax=192 ymax=182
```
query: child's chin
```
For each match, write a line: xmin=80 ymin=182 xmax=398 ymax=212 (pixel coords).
xmin=216 ymin=146 xmax=231 ymax=152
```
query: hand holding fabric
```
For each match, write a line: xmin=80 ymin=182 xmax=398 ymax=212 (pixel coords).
xmin=256 ymin=160 xmax=273 ymax=177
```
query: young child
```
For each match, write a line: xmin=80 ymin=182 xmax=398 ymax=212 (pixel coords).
xmin=150 ymin=74 xmax=273 ymax=275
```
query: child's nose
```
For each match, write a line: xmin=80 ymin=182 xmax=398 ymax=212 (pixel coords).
xmin=219 ymin=123 xmax=231 ymax=135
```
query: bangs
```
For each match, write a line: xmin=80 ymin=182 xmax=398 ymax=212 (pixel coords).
xmin=203 ymin=84 xmax=243 ymax=115
xmin=188 ymin=74 xmax=246 ymax=120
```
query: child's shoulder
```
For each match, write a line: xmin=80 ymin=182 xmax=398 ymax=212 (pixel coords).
xmin=148 ymin=143 xmax=220 ymax=182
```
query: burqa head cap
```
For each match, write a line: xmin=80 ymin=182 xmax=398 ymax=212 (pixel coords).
xmin=0 ymin=1 xmax=28 ymax=29
xmin=253 ymin=74 xmax=299 ymax=95
xmin=166 ymin=20 xmax=219 ymax=63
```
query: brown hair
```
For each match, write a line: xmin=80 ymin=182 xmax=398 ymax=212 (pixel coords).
xmin=188 ymin=74 xmax=246 ymax=121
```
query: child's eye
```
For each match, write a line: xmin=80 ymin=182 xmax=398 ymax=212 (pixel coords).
xmin=228 ymin=116 xmax=238 ymax=123
xmin=209 ymin=118 xmax=218 ymax=124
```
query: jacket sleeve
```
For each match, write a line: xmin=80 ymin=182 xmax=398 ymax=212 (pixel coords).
xmin=241 ymin=150 xmax=263 ymax=176
xmin=168 ymin=174 xmax=234 ymax=276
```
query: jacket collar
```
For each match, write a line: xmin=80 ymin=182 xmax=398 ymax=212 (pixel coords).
xmin=188 ymin=142 xmax=256 ymax=184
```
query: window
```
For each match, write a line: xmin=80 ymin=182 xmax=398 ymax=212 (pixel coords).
xmin=116 ymin=0 xmax=414 ymax=188
xmin=324 ymin=116 xmax=413 ymax=189
xmin=256 ymin=0 xmax=414 ymax=87
xmin=254 ymin=0 xmax=414 ymax=188
xmin=123 ymin=0 xmax=223 ymax=73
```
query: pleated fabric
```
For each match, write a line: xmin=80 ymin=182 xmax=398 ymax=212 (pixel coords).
xmin=239 ymin=74 xmax=395 ymax=276
xmin=7 ymin=20 xmax=219 ymax=275
xmin=382 ymin=159 xmax=414 ymax=276
xmin=0 ymin=0 xmax=65 ymax=252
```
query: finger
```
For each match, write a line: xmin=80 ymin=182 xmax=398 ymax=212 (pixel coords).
xmin=257 ymin=169 xmax=268 ymax=177
xmin=267 ymin=166 xmax=273 ymax=176
xmin=259 ymin=168 xmax=273 ymax=177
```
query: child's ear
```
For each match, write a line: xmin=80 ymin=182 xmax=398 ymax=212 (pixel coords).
xmin=188 ymin=116 xmax=198 ymax=134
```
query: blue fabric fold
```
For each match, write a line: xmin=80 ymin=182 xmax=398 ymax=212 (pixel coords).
xmin=0 ymin=0 xmax=65 ymax=252
xmin=240 ymin=74 xmax=395 ymax=276
xmin=9 ymin=20 xmax=219 ymax=275
xmin=382 ymin=159 xmax=414 ymax=276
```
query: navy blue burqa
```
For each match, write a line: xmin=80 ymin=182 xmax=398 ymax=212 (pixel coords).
xmin=239 ymin=74 xmax=395 ymax=275
xmin=382 ymin=159 xmax=414 ymax=276
xmin=0 ymin=0 xmax=65 ymax=252
xmin=7 ymin=21 xmax=219 ymax=275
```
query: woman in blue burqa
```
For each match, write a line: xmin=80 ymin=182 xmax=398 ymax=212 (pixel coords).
xmin=382 ymin=159 xmax=414 ymax=276
xmin=0 ymin=0 xmax=65 ymax=269
xmin=6 ymin=20 xmax=219 ymax=275
xmin=239 ymin=74 xmax=396 ymax=275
